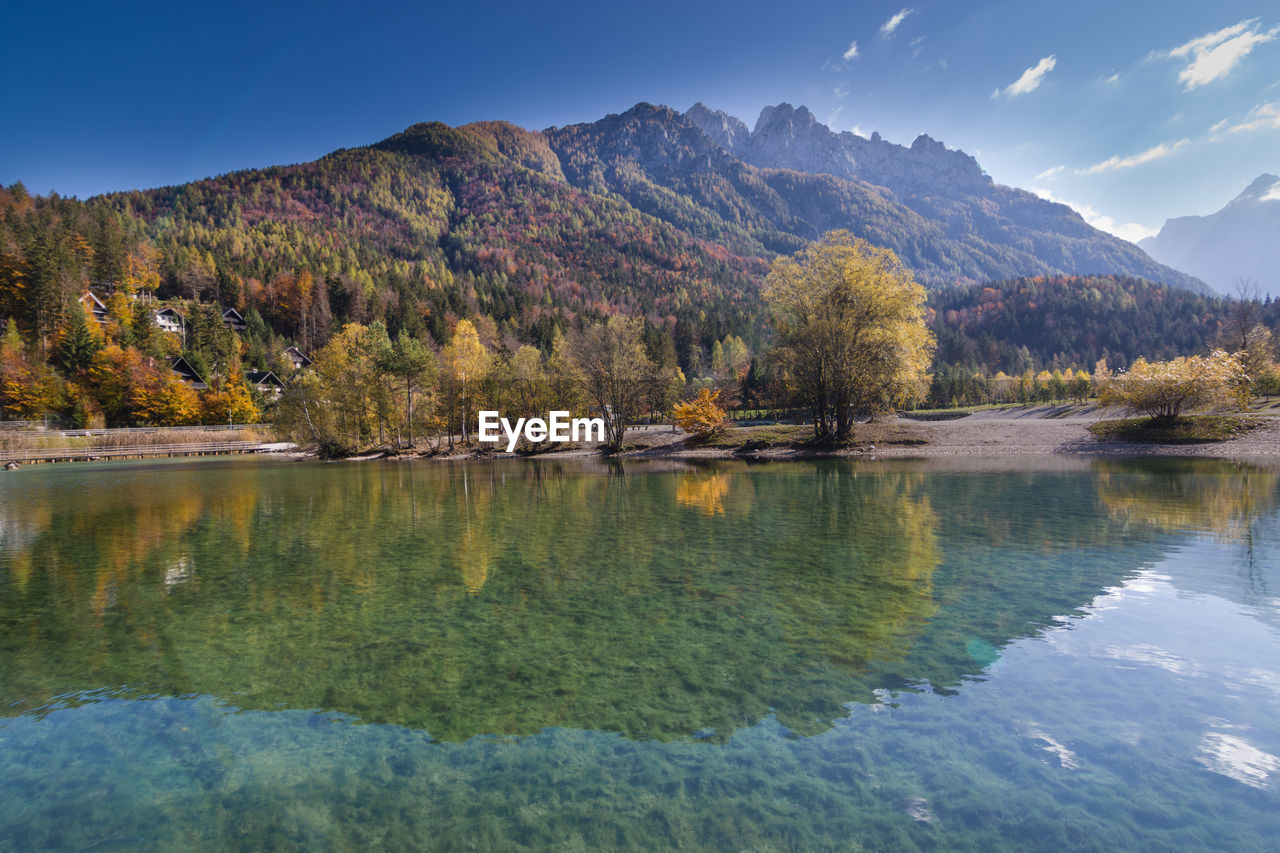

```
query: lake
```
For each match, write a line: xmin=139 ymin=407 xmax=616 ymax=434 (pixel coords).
xmin=2 ymin=456 xmax=1279 ymax=850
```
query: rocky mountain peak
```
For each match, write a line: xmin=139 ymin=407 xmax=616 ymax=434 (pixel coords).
xmin=1234 ymin=173 xmax=1280 ymax=204
xmin=684 ymin=102 xmax=749 ymax=152
xmin=751 ymin=102 xmax=818 ymax=135
xmin=542 ymin=100 xmax=1205 ymax=292
xmin=698 ymin=103 xmax=992 ymax=197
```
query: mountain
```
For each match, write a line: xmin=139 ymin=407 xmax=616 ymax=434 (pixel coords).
xmin=120 ymin=100 xmax=1209 ymax=324
xmin=1140 ymin=174 xmax=1280 ymax=296
xmin=3 ymin=100 xmax=1209 ymax=365
xmin=680 ymin=102 xmax=1206 ymax=292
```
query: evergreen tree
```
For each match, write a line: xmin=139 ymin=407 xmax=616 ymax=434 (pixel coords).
xmin=57 ymin=303 xmax=102 ymax=374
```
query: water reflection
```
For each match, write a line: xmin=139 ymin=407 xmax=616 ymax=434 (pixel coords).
xmin=1 ymin=457 xmax=1277 ymax=744
xmin=1095 ymin=458 xmax=1280 ymax=540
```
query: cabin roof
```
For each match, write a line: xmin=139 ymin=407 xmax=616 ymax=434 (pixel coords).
xmin=169 ymin=356 xmax=208 ymax=389
xmin=283 ymin=345 xmax=313 ymax=365
xmin=245 ymin=370 xmax=285 ymax=388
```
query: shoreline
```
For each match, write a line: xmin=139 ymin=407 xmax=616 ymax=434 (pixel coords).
xmin=6 ymin=408 xmax=1276 ymax=469
xmin=345 ymin=408 xmax=1280 ymax=465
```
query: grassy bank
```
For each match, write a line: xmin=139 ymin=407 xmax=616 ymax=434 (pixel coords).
xmin=1088 ymin=415 xmax=1265 ymax=444
xmin=696 ymin=422 xmax=929 ymax=452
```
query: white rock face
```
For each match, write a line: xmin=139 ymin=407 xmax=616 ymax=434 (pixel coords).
xmin=698 ymin=102 xmax=992 ymax=199
xmin=684 ymin=102 xmax=749 ymax=153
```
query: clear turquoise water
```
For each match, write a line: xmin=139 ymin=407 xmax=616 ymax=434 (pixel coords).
xmin=1 ymin=456 xmax=1278 ymax=850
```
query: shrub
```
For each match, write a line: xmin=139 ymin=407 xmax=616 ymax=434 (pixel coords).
xmin=1099 ymin=350 xmax=1246 ymax=420
xmin=673 ymin=389 xmax=728 ymax=437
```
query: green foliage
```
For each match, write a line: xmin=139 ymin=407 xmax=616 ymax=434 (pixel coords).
xmin=928 ymin=275 xmax=1234 ymax=373
xmin=1088 ymin=415 xmax=1263 ymax=444
xmin=56 ymin=303 xmax=102 ymax=373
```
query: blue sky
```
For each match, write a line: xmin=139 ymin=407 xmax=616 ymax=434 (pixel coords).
xmin=2 ymin=0 xmax=1277 ymax=241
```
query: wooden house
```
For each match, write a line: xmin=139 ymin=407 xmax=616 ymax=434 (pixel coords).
xmin=169 ymin=356 xmax=208 ymax=391
xmin=283 ymin=346 xmax=313 ymax=370
xmin=154 ymin=307 xmax=185 ymax=336
xmin=78 ymin=292 xmax=108 ymax=324
xmin=221 ymin=307 xmax=248 ymax=333
xmin=245 ymin=370 xmax=285 ymax=398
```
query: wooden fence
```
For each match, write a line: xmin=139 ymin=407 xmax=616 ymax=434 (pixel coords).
xmin=0 ymin=441 xmax=291 ymax=465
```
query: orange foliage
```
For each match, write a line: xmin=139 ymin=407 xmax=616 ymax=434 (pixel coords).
xmin=673 ymin=388 xmax=727 ymax=436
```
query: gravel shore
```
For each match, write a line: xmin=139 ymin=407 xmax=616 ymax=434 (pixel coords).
xmin=329 ymin=406 xmax=1280 ymax=464
xmin=871 ymin=407 xmax=1280 ymax=459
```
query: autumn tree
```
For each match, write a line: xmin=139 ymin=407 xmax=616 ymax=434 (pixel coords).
xmin=87 ymin=344 xmax=199 ymax=426
xmin=441 ymin=319 xmax=491 ymax=445
xmin=1 ymin=320 xmax=63 ymax=420
xmin=568 ymin=316 xmax=657 ymax=451
xmin=673 ymin=388 xmax=728 ymax=438
xmin=1100 ymin=351 xmax=1247 ymax=421
xmin=764 ymin=230 xmax=934 ymax=439
xmin=123 ymin=244 xmax=162 ymax=302
xmin=275 ymin=322 xmax=378 ymax=455
xmin=200 ymin=379 xmax=260 ymax=425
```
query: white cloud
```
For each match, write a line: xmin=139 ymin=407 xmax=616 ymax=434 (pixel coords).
xmin=1103 ymin=72 xmax=1120 ymax=85
xmin=1078 ymin=139 xmax=1189 ymax=174
xmin=1034 ymin=165 xmax=1065 ymax=181
xmin=1263 ymin=180 xmax=1280 ymax=202
xmin=1093 ymin=216 xmax=1161 ymax=243
xmin=1209 ymin=117 xmax=1229 ymax=133
xmin=850 ymin=125 xmax=871 ymax=139
xmin=1030 ymin=187 xmax=1158 ymax=242
xmin=993 ymin=55 xmax=1057 ymax=98
xmin=1230 ymin=101 xmax=1280 ymax=133
xmin=842 ymin=40 xmax=859 ymax=61
xmin=880 ymin=8 xmax=914 ymax=38
xmin=1166 ymin=19 xmax=1278 ymax=90
xmin=833 ymin=84 xmax=849 ymax=99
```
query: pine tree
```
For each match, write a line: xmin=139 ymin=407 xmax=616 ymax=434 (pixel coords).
xmin=57 ymin=302 xmax=102 ymax=373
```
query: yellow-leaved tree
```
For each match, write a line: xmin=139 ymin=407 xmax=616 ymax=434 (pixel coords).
xmin=673 ymin=388 xmax=728 ymax=438
xmin=1099 ymin=350 xmax=1248 ymax=420
xmin=764 ymin=230 xmax=935 ymax=439
xmin=441 ymin=319 xmax=491 ymax=445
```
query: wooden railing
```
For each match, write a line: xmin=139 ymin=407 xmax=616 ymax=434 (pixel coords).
xmin=0 ymin=441 xmax=290 ymax=465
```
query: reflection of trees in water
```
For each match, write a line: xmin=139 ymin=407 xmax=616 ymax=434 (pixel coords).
xmin=1095 ymin=458 xmax=1280 ymax=621
xmin=1095 ymin=459 xmax=1280 ymax=542
xmin=1 ymin=458 xmax=1187 ymax=743
xmin=0 ymin=461 xmax=946 ymax=740
xmin=675 ymin=473 xmax=739 ymax=517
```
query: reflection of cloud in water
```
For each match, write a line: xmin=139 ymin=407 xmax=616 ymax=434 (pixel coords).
xmin=1099 ymin=643 xmax=1197 ymax=676
xmin=1065 ymin=570 xmax=1173 ymax=619
xmin=1197 ymin=732 xmax=1280 ymax=789
xmin=1020 ymin=722 xmax=1080 ymax=769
